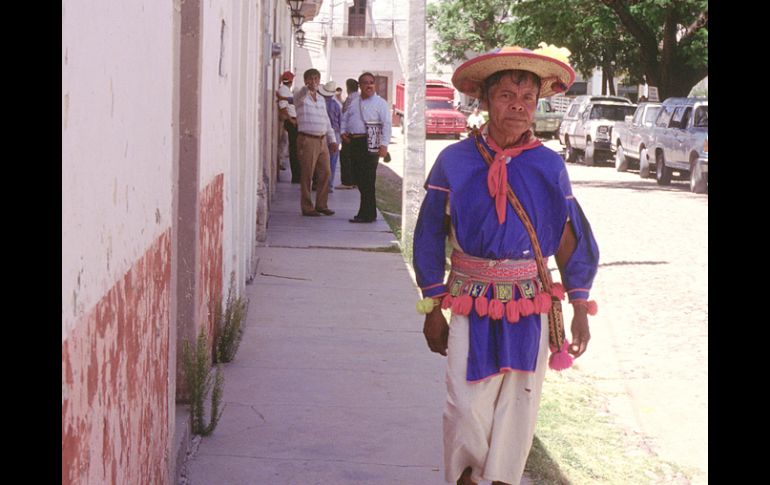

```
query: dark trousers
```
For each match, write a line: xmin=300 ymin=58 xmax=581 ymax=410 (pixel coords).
xmin=339 ymin=142 xmax=355 ymax=186
xmin=284 ymin=119 xmax=300 ymax=183
xmin=350 ymin=138 xmax=380 ymax=221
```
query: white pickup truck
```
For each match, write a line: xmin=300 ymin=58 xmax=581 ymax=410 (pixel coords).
xmin=611 ymin=102 xmax=661 ymax=173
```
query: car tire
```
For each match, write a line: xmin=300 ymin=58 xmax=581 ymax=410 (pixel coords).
xmin=655 ymin=151 xmax=672 ymax=185
xmin=584 ymin=139 xmax=595 ymax=166
xmin=689 ymin=154 xmax=707 ymax=193
xmin=639 ymin=148 xmax=651 ymax=178
xmin=565 ymin=138 xmax=577 ymax=163
xmin=615 ymin=144 xmax=629 ymax=172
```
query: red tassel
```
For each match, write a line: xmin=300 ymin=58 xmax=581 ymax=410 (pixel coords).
xmin=550 ymin=283 xmax=565 ymax=300
xmin=452 ymin=294 xmax=473 ymax=316
xmin=474 ymin=296 xmax=489 ymax=317
xmin=548 ymin=339 xmax=574 ymax=371
xmin=488 ymin=299 xmax=504 ymax=320
xmin=536 ymin=293 xmax=552 ymax=314
xmin=518 ymin=297 xmax=535 ymax=317
xmin=441 ymin=294 xmax=453 ymax=310
xmin=505 ymin=300 xmax=520 ymax=323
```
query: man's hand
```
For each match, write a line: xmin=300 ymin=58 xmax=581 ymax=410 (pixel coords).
xmin=568 ymin=306 xmax=590 ymax=358
xmin=378 ymin=146 xmax=388 ymax=158
xmin=423 ymin=306 xmax=449 ymax=356
xmin=341 ymin=133 xmax=351 ymax=144
xmin=328 ymin=143 xmax=338 ymax=154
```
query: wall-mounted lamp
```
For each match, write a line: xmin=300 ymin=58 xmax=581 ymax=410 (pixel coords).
xmin=288 ymin=0 xmax=304 ymax=13
xmin=291 ymin=12 xmax=304 ymax=30
xmin=295 ymin=29 xmax=305 ymax=47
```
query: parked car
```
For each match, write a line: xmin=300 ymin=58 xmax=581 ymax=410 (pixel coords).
xmin=532 ymin=99 xmax=563 ymax=138
xmin=558 ymin=95 xmax=632 ymax=147
xmin=647 ymin=97 xmax=708 ymax=193
xmin=562 ymin=98 xmax=636 ymax=165
xmin=423 ymin=97 xmax=468 ymax=139
xmin=612 ymin=102 xmax=662 ymax=173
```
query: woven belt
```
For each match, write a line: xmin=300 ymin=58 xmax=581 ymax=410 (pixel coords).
xmin=348 ymin=134 xmax=367 ymax=139
xmin=450 ymin=251 xmax=538 ymax=282
xmin=298 ymin=132 xmax=326 ymax=139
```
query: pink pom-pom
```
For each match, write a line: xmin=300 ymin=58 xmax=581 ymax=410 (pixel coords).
xmin=518 ymin=297 xmax=535 ymax=317
xmin=441 ymin=295 xmax=453 ymax=310
xmin=452 ymin=294 xmax=473 ymax=316
xmin=505 ymin=300 xmax=520 ymax=323
xmin=548 ymin=339 xmax=574 ymax=371
xmin=536 ymin=293 xmax=552 ymax=314
xmin=550 ymin=283 xmax=565 ymax=300
xmin=488 ymin=299 xmax=504 ymax=320
xmin=587 ymin=300 xmax=598 ymax=316
xmin=474 ymin=296 xmax=489 ymax=317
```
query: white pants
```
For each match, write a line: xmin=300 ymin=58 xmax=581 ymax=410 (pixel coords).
xmin=443 ymin=314 xmax=549 ymax=484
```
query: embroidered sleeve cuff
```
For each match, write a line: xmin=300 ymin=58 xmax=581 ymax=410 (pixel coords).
xmin=421 ymin=284 xmax=448 ymax=299
xmin=566 ymin=289 xmax=590 ymax=302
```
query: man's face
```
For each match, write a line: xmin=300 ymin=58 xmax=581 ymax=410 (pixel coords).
xmin=282 ymin=79 xmax=292 ymax=88
xmin=487 ymin=74 xmax=538 ymax=140
xmin=359 ymin=75 xmax=376 ymax=99
xmin=304 ymin=74 xmax=320 ymax=92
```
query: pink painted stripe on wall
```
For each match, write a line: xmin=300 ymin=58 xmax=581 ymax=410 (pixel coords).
xmin=62 ymin=230 xmax=171 ymax=485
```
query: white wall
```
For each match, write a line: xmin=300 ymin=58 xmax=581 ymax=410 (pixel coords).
xmin=62 ymin=0 xmax=174 ymax=341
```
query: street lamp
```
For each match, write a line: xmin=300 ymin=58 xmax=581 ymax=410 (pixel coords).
xmin=291 ymin=12 xmax=304 ymax=30
xmin=288 ymin=0 xmax=304 ymax=13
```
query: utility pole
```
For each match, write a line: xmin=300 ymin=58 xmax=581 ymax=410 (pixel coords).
xmin=401 ymin=0 xmax=426 ymax=255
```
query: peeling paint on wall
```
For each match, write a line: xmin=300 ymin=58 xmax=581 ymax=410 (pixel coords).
xmin=198 ymin=174 xmax=224 ymax=342
xmin=62 ymin=230 xmax=171 ymax=485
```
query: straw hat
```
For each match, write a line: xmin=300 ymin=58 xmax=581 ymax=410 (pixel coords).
xmin=452 ymin=44 xmax=575 ymax=99
xmin=318 ymin=81 xmax=337 ymax=97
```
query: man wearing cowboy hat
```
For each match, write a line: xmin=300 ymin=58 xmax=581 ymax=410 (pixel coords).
xmin=413 ymin=45 xmax=600 ymax=485
xmin=318 ymin=80 xmax=342 ymax=193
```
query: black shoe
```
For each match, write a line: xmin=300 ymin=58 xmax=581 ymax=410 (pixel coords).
xmin=349 ymin=217 xmax=374 ymax=223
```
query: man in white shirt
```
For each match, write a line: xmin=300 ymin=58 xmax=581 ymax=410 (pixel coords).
xmin=277 ymin=71 xmax=300 ymax=183
xmin=340 ymin=72 xmax=391 ymax=223
xmin=293 ymin=68 xmax=338 ymax=217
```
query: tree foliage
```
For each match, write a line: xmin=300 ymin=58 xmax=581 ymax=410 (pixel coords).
xmin=427 ymin=0 xmax=708 ymax=99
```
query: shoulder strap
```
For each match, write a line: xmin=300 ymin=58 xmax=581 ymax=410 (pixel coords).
xmin=472 ymin=129 xmax=569 ymax=360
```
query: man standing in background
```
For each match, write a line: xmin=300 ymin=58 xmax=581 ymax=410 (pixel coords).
xmin=336 ymin=78 xmax=360 ymax=190
xmin=340 ymin=72 xmax=391 ymax=223
xmin=293 ymin=68 xmax=338 ymax=217
xmin=319 ymin=80 xmax=342 ymax=194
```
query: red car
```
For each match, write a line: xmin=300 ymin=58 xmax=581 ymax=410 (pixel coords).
xmin=393 ymin=80 xmax=467 ymax=138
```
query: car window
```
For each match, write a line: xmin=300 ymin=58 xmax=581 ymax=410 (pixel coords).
xmin=656 ymin=105 xmax=674 ymax=127
xmin=643 ymin=106 xmax=660 ymax=126
xmin=670 ymin=106 xmax=686 ymax=128
xmin=693 ymin=106 xmax=708 ymax=127
xmin=632 ymin=107 xmax=643 ymax=125
xmin=567 ymin=104 xmax=580 ymax=118
xmin=680 ymin=107 xmax=692 ymax=129
xmin=589 ymin=104 xmax=636 ymax=121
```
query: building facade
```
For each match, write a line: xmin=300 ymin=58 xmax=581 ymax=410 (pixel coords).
xmin=62 ymin=1 xmax=315 ymax=483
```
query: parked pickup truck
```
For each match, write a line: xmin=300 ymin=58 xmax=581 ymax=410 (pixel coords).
xmin=394 ymin=80 xmax=467 ymax=138
xmin=648 ymin=97 xmax=708 ymax=193
xmin=612 ymin=102 xmax=661 ymax=172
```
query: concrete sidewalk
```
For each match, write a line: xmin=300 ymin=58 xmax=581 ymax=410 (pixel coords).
xmin=184 ymin=173 xmax=452 ymax=484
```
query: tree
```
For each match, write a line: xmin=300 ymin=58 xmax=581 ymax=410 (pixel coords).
xmin=427 ymin=0 xmax=708 ymax=99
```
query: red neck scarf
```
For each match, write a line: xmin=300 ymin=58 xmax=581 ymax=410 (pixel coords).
xmin=483 ymin=130 xmax=542 ymax=224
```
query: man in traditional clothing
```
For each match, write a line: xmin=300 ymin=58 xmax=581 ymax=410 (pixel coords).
xmin=413 ymin=45 xmax=600 ymax=485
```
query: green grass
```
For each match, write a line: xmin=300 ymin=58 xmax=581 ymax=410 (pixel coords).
xmin=525 ymin=371 xmax=692 ymax=484
xmin=375 ymin=163 xmax=694 ymax=485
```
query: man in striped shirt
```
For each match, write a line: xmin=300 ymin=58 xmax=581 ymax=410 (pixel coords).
xmin=293 ymin=68 xmax=338 ymax=217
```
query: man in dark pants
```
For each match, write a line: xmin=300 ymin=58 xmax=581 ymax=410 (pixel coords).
xmin=340 ymin=72 xmax=391 ymax=223
xmin=336 ymin=78 xmax=359 ymax=190
xmin=277 ymin=71 xmax=301 ymax=183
